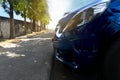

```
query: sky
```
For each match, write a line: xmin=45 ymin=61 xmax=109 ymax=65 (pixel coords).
xmin=0 ymin=7 xmax=24 ymax=21
xmin=0 ymin=0 xmax=93 ymax=29
xmin=48 ymin=0 xmax=84 ymax=29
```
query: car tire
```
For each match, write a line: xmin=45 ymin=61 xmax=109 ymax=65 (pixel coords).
xmin=100 ymin=37 xmax=120 ymax=80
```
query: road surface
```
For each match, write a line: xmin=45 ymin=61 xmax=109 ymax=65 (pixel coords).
xmin=0 ymin=31 xmax=54 ymax=80
xmin=0 ymin=31 xmax=98 ymax=80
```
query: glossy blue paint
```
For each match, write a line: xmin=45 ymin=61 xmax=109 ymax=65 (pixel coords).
xmin=53 ymin=0 xmax=120 ymax=70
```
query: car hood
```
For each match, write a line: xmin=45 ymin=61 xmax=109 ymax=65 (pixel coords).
xmin=108 ymin=0 xmax=120 ymax=24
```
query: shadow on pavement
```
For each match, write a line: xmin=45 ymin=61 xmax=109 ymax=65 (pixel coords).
xmin=50 ymin=57 xmax=98 ymax=80
xmin=0 ymin=32 xmax=54 ymax=80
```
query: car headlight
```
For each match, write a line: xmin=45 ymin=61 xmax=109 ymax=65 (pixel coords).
xmin=84 ymin=2 xmax=110 ymax=23
xmin=63 ymin=2 xmax=110 ymax=32
xmin=92 ymin=2 xmax=109 ymax=14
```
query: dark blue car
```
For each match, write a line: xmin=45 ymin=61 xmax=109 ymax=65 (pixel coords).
xmin=53 ymin=0 xmax=120 ymax=76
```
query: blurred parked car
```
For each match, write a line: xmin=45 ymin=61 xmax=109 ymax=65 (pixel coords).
xmin=52 ymin=0 xmax=120 ymax=77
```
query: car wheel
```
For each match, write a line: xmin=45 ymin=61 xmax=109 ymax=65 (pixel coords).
xmin=100 ymin=38 xmax=120 ymax=80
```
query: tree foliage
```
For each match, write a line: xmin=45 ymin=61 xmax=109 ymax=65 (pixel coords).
xmin=13 ymin=0 xmax=50 ymax=24
xmin=0 ymin=0 xmax=50 ymax=38
xmin=28 ymin=0 xmax=50 ymax=24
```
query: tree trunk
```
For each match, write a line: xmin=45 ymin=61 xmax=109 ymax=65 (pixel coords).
xmin=24 ymin=0 xmax=27 ymax=34
xmin=9 ymin=4 xmax=15 ymax=39
xmin=41 ymin=23 xmax=43 ymax=30
xmin=24 ymin=7 xmax=27 ymax=34
xmin=43 ymin=23 xmax=46 ymax=30
xmin=24 ymin=17 xmax=27 ymax=34
xmin=33 ymin=19 xmax=36 ymax=32
xmin=30 ymin=19 xmax=32 ymax=33
xmin=41 ymin=23 xmax=46 ymax=30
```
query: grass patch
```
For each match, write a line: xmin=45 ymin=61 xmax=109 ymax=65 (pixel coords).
xmin=26 ymin=30 xmax=46 ymax=38
xmin=4 ymin=38 xmax=21 ymax=43
xmin=0 ymin=39 xmax=6 ymax=42
xmin=0 ymin=30 xmax=47 ymax=43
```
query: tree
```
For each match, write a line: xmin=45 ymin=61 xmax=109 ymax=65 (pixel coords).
xmin=1 ymin=0 xmax=15 ymax=38
xmin=27 ymin=0 xmax=50 ymax=31
xmin=13 ymin=0 xmax=29 ymax=34
xmin=13 ymin=0 xmax=50 ymax=32
xmin=0 ymin=0 xmax=50 ymax=38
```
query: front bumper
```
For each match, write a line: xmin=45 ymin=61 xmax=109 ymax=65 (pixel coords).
xmin=55 ymin=49 xmax=80 ymax=69
xmin=53 ymin=38 xmax=97 ymax=70
xmin=53 ymin=39 xmax=79 ymax=69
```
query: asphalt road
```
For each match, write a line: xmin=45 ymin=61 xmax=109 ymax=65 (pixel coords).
xmin=0 ymin=31 xmax=98 ymax=80
xmin=0 ymin=31 xmax=54 ymax=80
